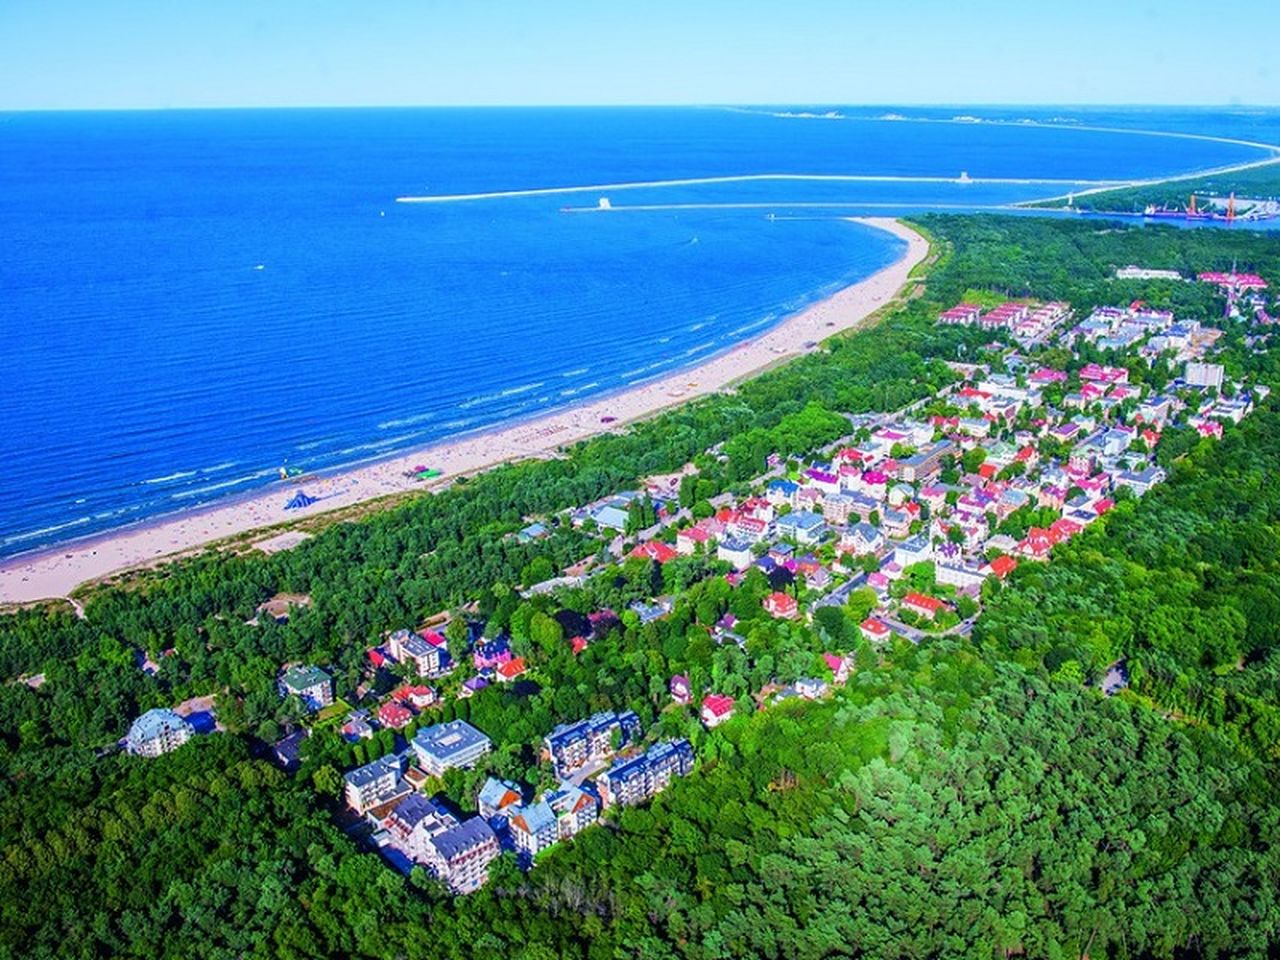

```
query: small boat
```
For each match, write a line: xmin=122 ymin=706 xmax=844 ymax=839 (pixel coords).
xmin=600 ymin=416 xmax=617 ymax=424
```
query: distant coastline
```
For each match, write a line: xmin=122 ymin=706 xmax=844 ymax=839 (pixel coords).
xmin=0 ymin=217 xmax=927 ymax=605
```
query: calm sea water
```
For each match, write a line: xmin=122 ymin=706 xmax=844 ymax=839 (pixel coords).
xmin=1 ymin=106 xmax=1278 ymax=555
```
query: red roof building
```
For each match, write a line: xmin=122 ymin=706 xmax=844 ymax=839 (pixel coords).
xmin=1050 ymin=517 xmax=1083 ymax=542
xmin=392 ymin=684 xmax=437 ymax=708
xmin=1198 ymin=271 xmax=1268 ymax=290
xmin=701 ymin=693 xmax=736 ymax=728
xmin=1079 ymin=363 xmax=1129 ymax=384
xmin=378 ymin=701 xmax=413 ymax=729
xmin=763 ymin=591 xmax=800 ymax=619
xmin=496 ymin=657 xmax=528 ymax=682
xmin=628 ymin=541 xmax=679 ymax=564
xmin=988 ymin=555 xmax=1018 ymax=580
xmin=902 ymin=592 xmax=945 ymax=620
xmin=860 ymin=617 xmax=891 ymax=643
xmin=823 ymin=652 xmax=851 ymax=684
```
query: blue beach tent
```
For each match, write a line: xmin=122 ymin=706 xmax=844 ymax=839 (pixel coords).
xmin=284 ymin=490 xmax=317 ymax=510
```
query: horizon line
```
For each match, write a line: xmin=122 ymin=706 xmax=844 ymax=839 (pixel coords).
xmin=3 ymin=100 xmax=1280 ymax=114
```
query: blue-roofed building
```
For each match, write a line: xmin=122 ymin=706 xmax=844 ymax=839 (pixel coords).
xmin=766 ymin=479 xmax=799 ymax=506
xmin=775 ymin=510 xmax=828 ymax=545
xmin=597 ymin=739 xmax=694 ymax=808
xmin=477 ymin=778 xmax=523 ymax=821
xmin=893 ymin=535 xmax=932 ymax=569
xmin=344 ymin=754 xmax=409 ymax=815
xmin=508 ymin=799 xmax=558 ymax=856
xmin=412 ymin=720 xmax=492 ymax=776
xmin=518 ymin=521 xmax=549 ymax=543
xmin=543 ymin=710 xmax=640 ymax=778
xmin=426 ymin=817 xmax=501 ymax=894
xmin=716 ymin=537 xmax=754 ymax=569
xmin=546 ymin=782 xmax=600 ymax=840
xmin=1115 ymin=465 xmax=1167 ymax=497
xmin=125 ymin=708 xmax=194 ymax=758
xmin=382 ymin=793 xmax=456 ymax=862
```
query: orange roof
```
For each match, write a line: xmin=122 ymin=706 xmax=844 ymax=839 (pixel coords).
xmin=989 ymin=555 xmax=1018 ymax=579
xmin=497 ymin=657 xmax=527 ymax=678
xmin=903 ymin=592 xmax=944 ymax=612
xmin=629 ymin=541 xmax=679 ymax=563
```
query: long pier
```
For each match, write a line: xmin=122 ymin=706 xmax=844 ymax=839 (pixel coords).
xmin=395 ymin=173 xmax=1125 ymax=204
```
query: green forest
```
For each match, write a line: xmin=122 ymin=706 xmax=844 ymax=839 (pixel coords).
xmin=3 ymin=214 xmax=1280 ymax=959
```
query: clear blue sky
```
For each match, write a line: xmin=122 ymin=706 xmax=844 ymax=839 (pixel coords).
xmin=1 ymin=0 xmax=1277 ymax=110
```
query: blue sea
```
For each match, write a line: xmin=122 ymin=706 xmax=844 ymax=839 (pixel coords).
xmin=2 ymin=106 xmax=1279 ymax=556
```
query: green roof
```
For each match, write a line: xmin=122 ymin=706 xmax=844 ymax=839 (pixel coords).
xmin=281 ymin=664 xmax=331 ymax=691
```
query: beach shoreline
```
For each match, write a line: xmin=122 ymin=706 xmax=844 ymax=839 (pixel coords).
xmin=0 ymin=217 xmax=928 ymax=605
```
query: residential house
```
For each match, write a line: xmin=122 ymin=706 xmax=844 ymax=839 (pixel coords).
xmin=669 ymin=674 xmax=692 ymax=705
xmin=765 ymin=479 xmax=800 ymax=506
xmin=341 ymin=711 xmax=375 ymax=742
xmin=716 ymin=538 xmax=754 ymax=569
xmin=472 ymin=639 xmax=512 ymax=671
xmin=278 ymin=665 xmax=334 ymax=712
xmin=860 ymin=617 xmax=892 ymax=644
xmin=701 ymin=693 xmax=736 ymax=728
xmin=985 ymin=555 xmax=1018 ymax=580
xmin=508 ymin=799 xmax=559 ymax=857
xmin=1114 ymin=466 xmax=1167 ymax=496
xmin=628 ymin=541 xmax=679 ymax=564
xmin=392 ymin=684 xmax=438 ymax=709
xmin=545 ymin=782 xmax=600 ymax=840
xmin=764 ymin=592 xmax=799 ymax=620
xmin=388 ymin=629 xmax=448 ymax=678
xmin=901 ymin=592 xmax=945 ymax=621
xmin=842 ymin=522 xmax=884 ymax=557
xmin=822 ymin=652 xmax=851 ymax=684
xmin=935 ymin=562 xmax=987 ymax=592
xmin=495 ymin=656 xmax=529 ymax=682
xmin=880 ymin=507 xmax=911 ymax=539
xmin=796 ymin=677 xmax=828 ymax=700
xmin=125 ymin=708 xmax=193 ymax=758
xmin=344 ymin=754 xmax=408 ymax=815
xmin=938 ymin=303 xmax=982 ymax=325
xmin=378 ymin=701 xmax=414 ymax=730
xmin=477 ymin=777 xmax=523 ymax=821
xmin=893 ymin=535 xmax=932 ymax=569
xmin=676 ymin=525 xmax=712 ymax=555
xmin=822 ymin=492 xmax=857 ymax=525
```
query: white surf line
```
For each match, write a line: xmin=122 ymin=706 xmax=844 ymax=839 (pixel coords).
xmin=396 ymin=172 xmax=1126 ymax=204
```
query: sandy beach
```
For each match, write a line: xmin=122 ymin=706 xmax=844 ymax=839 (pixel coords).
xmin=0 ymin=217 xmax=928 ymax=604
